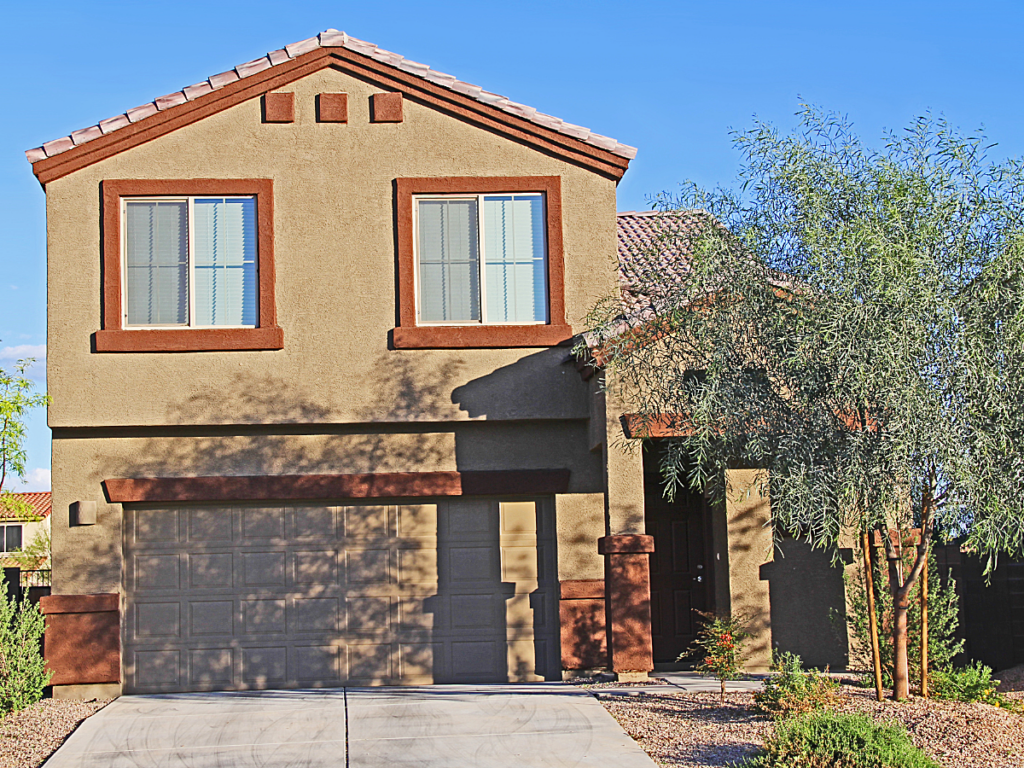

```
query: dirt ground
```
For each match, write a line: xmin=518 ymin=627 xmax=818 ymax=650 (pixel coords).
xmin=600 ymin=686 xmax=1024 ymax=768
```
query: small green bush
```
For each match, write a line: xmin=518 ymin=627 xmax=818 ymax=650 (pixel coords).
xmin=0 ymin=580 xmax=51 ymax=715
xmin=753 ymin=650 xmax=840 ymax=718
xmin=930 ymin=661 xmax=1021 ymax=711
xmin=741 ymin=711 xmax=941 ymax=768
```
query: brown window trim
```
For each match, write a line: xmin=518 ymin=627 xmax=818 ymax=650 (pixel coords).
xmin=95 ymin=179 xmax=282 ymax=353
xmin=394 ymin=176 xmax=573 ymax=349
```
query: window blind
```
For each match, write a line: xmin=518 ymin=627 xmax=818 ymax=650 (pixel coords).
xmin=124 ymin=201 xmax=188 ymax=325
xmin=417 ymin=198 xmax=480 ymax=322
xmin=483 ymin=195 xmax=547 ymax=323
xmin=193 ymin=198 xmax=257 ymax=326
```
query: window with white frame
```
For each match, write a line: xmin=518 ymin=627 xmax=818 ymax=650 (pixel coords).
xmin=414 ymin=193 xmax=548 ymax=324
xmin=0 ymin=524 xmax=22 ymax=553
xmin=122 ymin=197 xmax=258 ymax=328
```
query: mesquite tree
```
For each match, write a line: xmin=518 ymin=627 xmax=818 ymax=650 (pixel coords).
xmin=585 ymin=107 xmax=1024 ymax=700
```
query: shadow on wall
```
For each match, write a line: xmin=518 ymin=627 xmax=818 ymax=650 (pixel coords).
xmin=101 ymin=351 xmax=582 ymax=689
xmin=759 ymin=539 xmax=851 ymax=669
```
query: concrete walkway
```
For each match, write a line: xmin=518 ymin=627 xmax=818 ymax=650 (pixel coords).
xmin=43 ymin=685 xmax=657 ymax=768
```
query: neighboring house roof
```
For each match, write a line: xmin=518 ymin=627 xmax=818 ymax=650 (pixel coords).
xmin=616 ymin=209 xmax=708 ymax=315
xmin=26 ymin=29 xmax=636 ymax=184
xmin=0 ymin=492 xmax=52 ymax=521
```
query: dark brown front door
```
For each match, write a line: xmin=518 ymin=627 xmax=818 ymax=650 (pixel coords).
xmin=644 ymin=467 xmax=710 ymax=664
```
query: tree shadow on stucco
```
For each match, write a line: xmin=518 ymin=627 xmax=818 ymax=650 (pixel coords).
xmin=103 ymin=353 xmax=582 ymax=686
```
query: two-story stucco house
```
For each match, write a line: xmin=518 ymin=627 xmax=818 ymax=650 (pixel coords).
xmin=29 ymin=30 xmax=848 ymax=699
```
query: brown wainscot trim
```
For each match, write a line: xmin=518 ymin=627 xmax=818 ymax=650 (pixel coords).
xmin=559 ymin=579 xmax=607 ymax=670
xmin=394 ymin=176 xmax=570 ymax=349
xmin=31 ymin=48 xmax=630 ymax=186
xmin=100 ymin=179 xmax=279 ymax=353
xmin=598 ymin=534 xmax=655 ymax=554
xmin=262 ymin=92 xmax=295 ymax=123
xmin=40 ymin=594 xmax=120 ymax=686
xmin=104 ymin=469 xmax=571 ymax=503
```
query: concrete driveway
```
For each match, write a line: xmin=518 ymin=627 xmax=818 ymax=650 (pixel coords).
xmin=43 ymin=684 xmax=657 ymax=767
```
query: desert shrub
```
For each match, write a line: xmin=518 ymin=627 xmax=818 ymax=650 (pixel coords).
xmin=930 ymin=661 xmax=1021 ymax=710
xmin=681 ymin=611 xmax=748 ymax=705
xmin=753 ymin=650 xmax=840 ymax=718
xmin=741 ymin=711 xmax=941 ymax=768
xmin=0 ymin=580 xmax=50 ymax=715
xmin=845 ymin=545 xmax=963 ymax=690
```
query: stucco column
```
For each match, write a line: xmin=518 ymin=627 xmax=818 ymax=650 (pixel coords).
xmin=725 ymin=469 xmax=773 ymax=671
xmin=599 ymin=534 xmax=655 ymax=680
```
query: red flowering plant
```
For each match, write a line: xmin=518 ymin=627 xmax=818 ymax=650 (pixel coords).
xmin=682 ymin=610 xmax=750 ymax=705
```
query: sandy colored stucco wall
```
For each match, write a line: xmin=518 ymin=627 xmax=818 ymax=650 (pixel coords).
xmin=45 ymin=67 xmax=619 ymax=429
xmin=724 ymin=469 xmax=773 ymax=671
xmin=51 ymin=420 xmax=606 ymax=594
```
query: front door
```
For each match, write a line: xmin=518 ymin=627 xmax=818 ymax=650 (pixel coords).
xmin=644 ymin=460 xmax=710 ymax=664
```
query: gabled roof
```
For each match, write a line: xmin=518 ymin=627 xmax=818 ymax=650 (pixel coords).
xmin=27 ymin=30 xmax=636 ymax=185
xmin=0 ymin=492 xmax=52 ymax=521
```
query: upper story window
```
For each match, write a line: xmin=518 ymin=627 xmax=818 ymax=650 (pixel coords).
xmin=416 ymin=194 xmax=547 ymax=325
xmin=96 ymin=180 xmax=283 ymax=352
xmin=1 ymin=524 xmax=22 ymax=553
xmin=395 ymin=177 xmax=572 ymax=349
xmin=123 ymin=197 xmax=257 ymax=328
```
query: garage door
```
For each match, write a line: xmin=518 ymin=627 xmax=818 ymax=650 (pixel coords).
xmin=123 ymin=498 xmax=557 ymax=692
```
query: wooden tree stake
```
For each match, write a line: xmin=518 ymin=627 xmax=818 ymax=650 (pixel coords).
xmin=863 ymin=529 xmax=884 ymax=702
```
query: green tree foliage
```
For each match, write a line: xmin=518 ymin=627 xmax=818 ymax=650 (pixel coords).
xmin=741 ymin=711 xmax=941 ymax=768
xmin=845 ymin=548 xmax=963 ymax=689
xmin=584 ymin=106 xmax=1024 ymax=698
xmin=0 ymin=580 xmax=50 ymax=715
xmin=0 ymin=359 xmax=50 ymax=520
xmin=7 ymin=529 xmax=50 ymax=572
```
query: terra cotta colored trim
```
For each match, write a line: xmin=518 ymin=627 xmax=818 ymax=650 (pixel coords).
xmin=32 ymin=48 xmax=629 ymax=185
xmin=99 ymin=179 xmax=281 ymax=353
xmin=393 ymin=176 xmax=572 ymax=349
xmin=40 ymin=593 xmax=119 ymax=615
xmin=262 ymin=92 xmax=295 ymax=122
xmin=317 ymin=92 xmax=349 ymax=122
xmin=103 ymin=469 xmax=571 ymax=503
xmin=559 ymin=579 xmax=606 ymax=600
xmin=371 ymin=92 xmax=403 ymax=122
xmin=598 ymin=534 xmax=656 ymax=555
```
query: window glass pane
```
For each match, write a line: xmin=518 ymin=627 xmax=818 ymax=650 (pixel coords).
xmin=193 ymin=198 xmax=258 ymax=326
xmin=124 ymin=201 xmax=188 ymax=325
xmin=5 ymin=524 xmax=22 ymax=552
xmin=417 ymin=199 xmax=480 ymax=322
xmin=483 ymin=195 xmax=547 ymax=322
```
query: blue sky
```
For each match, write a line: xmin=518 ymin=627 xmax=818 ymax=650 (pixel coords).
xmin=3 ymin=0 xmax=1023 ymax=489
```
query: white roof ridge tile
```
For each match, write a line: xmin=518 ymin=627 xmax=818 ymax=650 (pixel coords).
xmin=27 ymin=29 xmax=638 ymax=164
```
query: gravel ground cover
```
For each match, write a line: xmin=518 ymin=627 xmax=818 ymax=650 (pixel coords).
xmin=600 ymin=686 xmax=1024 ymax=768
xmin=0 ymin=699 xmax=110 ymax=768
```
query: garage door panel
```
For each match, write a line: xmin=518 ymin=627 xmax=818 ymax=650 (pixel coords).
xmin=189 ymin=600 xmax=234 ymax=636
xmin=291 ymin=506 xmax=338 ymax=539
xmin=187 ymin=508 xmax=234 ymax=542
xmin=189 ymin=552 xmax=234 ymax=589
xmin=133 ymin=553 xmax=181 ymax=591
xmin=242 ymin=551 xmax=287 ymax=586
xmin=125 ymin=498 xmax=558 ymax=692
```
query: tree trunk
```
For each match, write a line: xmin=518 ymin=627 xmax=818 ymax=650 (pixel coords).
xmin=862 ymin=530 xmax=884 ymax=702
xmin=720 ymin=678 xmax=726 ymax=706
xmin=892 ymin=590 xmax=911 ymax=700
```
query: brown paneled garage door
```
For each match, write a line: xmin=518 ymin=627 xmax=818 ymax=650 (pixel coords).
xmin=123 ymin=498 xmax=558 ymax=693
